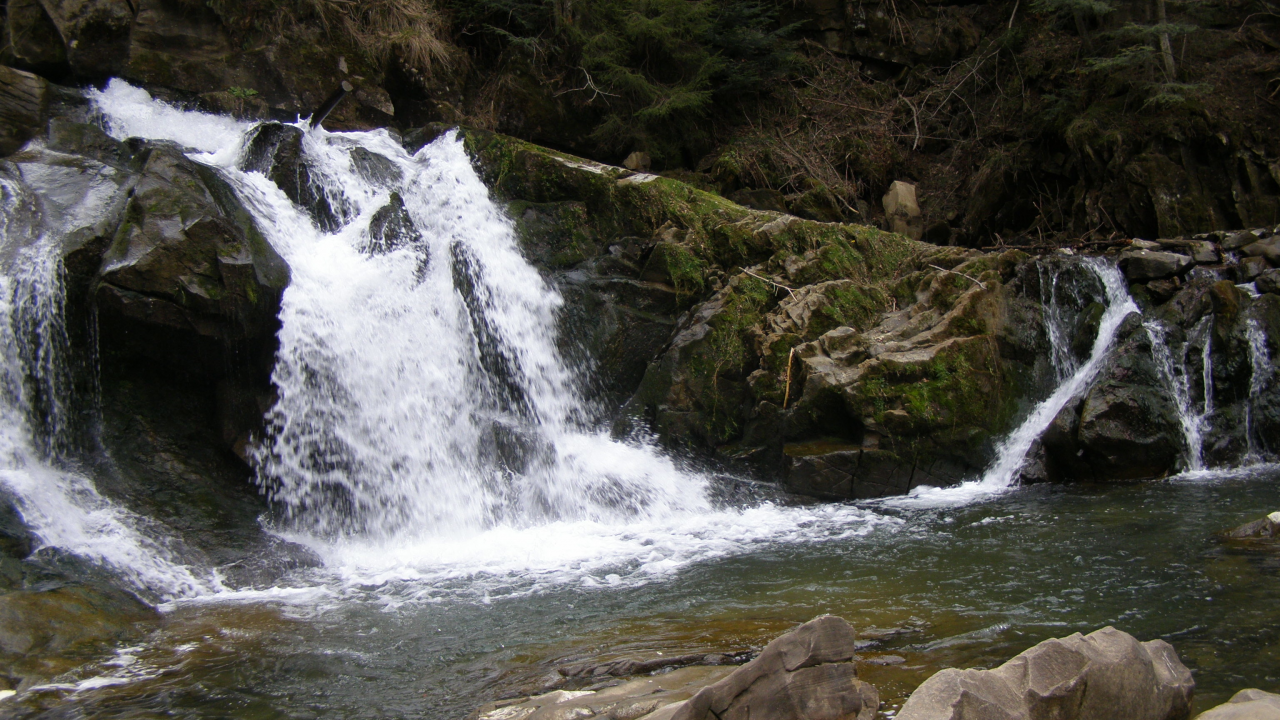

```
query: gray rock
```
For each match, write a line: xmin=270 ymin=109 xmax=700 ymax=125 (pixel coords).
xmin=39 ymin=0 xmax=135 ymax=77
xmin=1243 ymin=237 xmax=1280 ymax=266
xmin=7 ymin=0 xmax=69 ymax=68
xmin=1195 ymin=689 xmax=1280 ymax=720
xmin=1239 ymin=256 xmax=1270 ymax=281
xmin=1191 ymin=241 xmax=1220 ymax=264
xmin=883 ymin=180 xmax=923 ymax=240
xmin=897 ymin=626 xmax=1193 ymax=720
xmin=1255 ymin=269 xmax=1280 ymax=295
xmin=1119 ymin=249 xmax=1193 ymax=281
xmin=1224 ymin=229 xmax=1268 ymax=250
xmin=669 ymin=615 xmax=878 ymax=720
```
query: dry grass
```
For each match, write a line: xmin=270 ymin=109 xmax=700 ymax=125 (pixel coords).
xmin=307 ymin=0 xmax=458 ymax=74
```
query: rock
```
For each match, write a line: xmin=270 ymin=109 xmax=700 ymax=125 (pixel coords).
xmin=1196 ymin=689 xmax=1280 ymax=720
xmin=1224 ymin=229 xmax=1266 ymax=250
xmin=6 ymin=0 xmax=69 ymax=68
xmin=0 ymin=585 xmax=158 ymax=660
xmin=1243 ymin=238 xmax=1280 ymax=266
xmin=1119 ymin=250 xmax=1194 ymax=282
xmin=366 ymin=192 xmax=423 ymax=255
xmin=883 ymin=180 xmax=923 ymax=241
xmin=1258 ymin=270 xmax=1280 ymax=295
xmin=1191 ymin=241 xmax=1220 ymax=264
xmin=669 ymin=615 xmax=878 ymax=720
xmin=39 ymin=0 xmax=135 ymax=77
xmin=1239 ymin=256 xmax=1270 ymax=282
xmin=1222 ymin=512 xmax=1280 ymax=539
xmin=1132 ymin=239 xmax=1163 ymax=250
xmin=624 ymin=151 xmax=652 ymax=172
xmin=242 ymin=122 xmax=341 ymax=231
xmin=897 ymin=627 xmax=1193 ymax=720
xmin=472 ymin=666 xmax=734 ymax=720
xmin=0 ymin=65 xmax=49 ymax=156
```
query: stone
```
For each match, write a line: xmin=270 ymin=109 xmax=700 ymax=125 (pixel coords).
xmin=669 ymin=615 xmax=878 ymax=720
xmin=624 ymin=151 xmax=652 ymax=172
xmin=242 ymin=122 xmax=341 ymax=231
xmin=897 ymin=627 xmax=1193 ymax=720
xmin=1118 ymin=250 xmax=1194 ymax=281
xmin=0 ymin=585 xmax=158 ymax=660
xmin=1071 ymin=380 xmax=1181 ymax=480
xmin=1223 ymin=229 xmax=1267 ymax=250
xmin=1191 ymin=241 xmax=1220 ymax=264
xmin=1239 ymin=256 xmax=1270 ymax=282
xmin=1258 ymin=269 xmax=1280 ymax=296
xmin=1195 ymin=689 xmax=1280 ymax=720
xmin=7 ymin=0 xmax=69 ymax=68
xmin=39 ymin=0 xmax=135 ymax=77
xmin=1222 ymin=512 xmax=1280 ymax=539
xmin=1242 ymin=237 xmax=1280 ymax=266
xmin=1132 ymin=239 xmax=1162 ymax=250
xmin=883 ymin=180 xmax=923 ymax=240
xmin=471 ymin=666 xmax=735 ymax=720
xmin=0 ymin=65 xmax=49 ymax=156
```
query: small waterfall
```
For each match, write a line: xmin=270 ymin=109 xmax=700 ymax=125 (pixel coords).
xmin=894 ymin=258 xmax=1138 ymax=505
xmin=0 ymin=172 xmax=215 ymax=601
xmin=1244 ymin=318 xmax=1274 ymax=461
xmin=1145 ymin=316 xmax=1214 ymax=471
xmin=1037 ymin=262 xmax=1090 ymax=381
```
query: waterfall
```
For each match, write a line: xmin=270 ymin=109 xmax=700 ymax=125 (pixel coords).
xmin=1145 ymin=316 xmax=1214 ymax=471
xmin=891 ymin=258 xmax=1138 ymax=506
xmin=1244 ymin=318 xmax=1274 ymax=461
xmin=0 ymin=172 xmax=216 ymax=601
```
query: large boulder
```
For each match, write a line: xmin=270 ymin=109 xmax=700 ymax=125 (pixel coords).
xmin=0 ymin=65 xmax=48 ymax=156
xmin=1195 ymin=689 xmax=1280 ymax=720
xmin=666 ymin=615 xmax=878 ymax=720
xmin=1119 ymin=249 xmax=1194 ymax=282
xmin=897 ymin=627 xmax=1194 ymax=720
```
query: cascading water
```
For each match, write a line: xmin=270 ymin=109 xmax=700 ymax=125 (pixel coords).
xmin=1145 ymin=316 xmax=1214 ymax=471
xmin=1244 ymin=317 xmax=1274 ymax=461
xmin=83 ymin=80 xmax=890 ymax=598
xmin=892 ymin=258 xmax=1139 ymax=506
xmin=0 ymin=168 xmax=215 ymax=601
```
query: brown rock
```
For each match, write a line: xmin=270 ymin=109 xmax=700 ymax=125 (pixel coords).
xmin=669 ymin=615 xmax=878 ymax=720
xmin=897 ymin=627 xmax=1193 ymax=720
xmin=0 ymin=65 xmax=49 ymax=156
xmin=883 ymin=180 xmax=923 ymax=240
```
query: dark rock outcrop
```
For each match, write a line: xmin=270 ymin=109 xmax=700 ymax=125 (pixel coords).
xmin=897 ymin=627 xmax=1194 ymax=720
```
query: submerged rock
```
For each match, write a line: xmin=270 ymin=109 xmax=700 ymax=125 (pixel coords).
xmin=1222 ymin=512 xmax=1280 ymax=540
xmin=1195 ymin=689 xmax=1280 ymax=720
xmin=897 ymin=626 xmax=1193 ymax=720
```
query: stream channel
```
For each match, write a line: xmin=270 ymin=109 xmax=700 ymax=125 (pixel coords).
xmin=0 ymin=82 xmax=1278 ymax=718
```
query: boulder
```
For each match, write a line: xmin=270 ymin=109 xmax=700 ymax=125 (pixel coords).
xmin=1222 ymin=512 xmax=1280 ymax=540
xmin=624 ymin=151 xmax=652 ymax=172
xmin=883 ymin=180 xmax=923 ymax=240
xmin=897 ymin=627 xmax=1193 ymax=720
xmin=1074 ymin=381 xmax=1182 ymax=480
xmin=1195 ymin=689 xmax=1280 ymax=720
xmin=0 ymin=65 xmax=49 ymax=156
xmin=1239 ymin=256 xmax=1271 ymax=282
xmin=38 ymin=0 xmax=135 ymax=77
xmin=1258 ymin=269 xmax=1280 ymax=295
xmin=1190 ymin=241 xmax=1220 ymax=264
xmin=668 ymin=615 xmax=878 ymax=720
xmin=6 ymin=0 xmax=69 ymax=68
xmin=1119 ymin=250 xmax=1193 ymax=282
xmin=1242 ymin=237 xmax=1280 ymax=266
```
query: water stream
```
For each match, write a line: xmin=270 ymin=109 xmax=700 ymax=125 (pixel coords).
xmin=1146 ymin=317 xmax=1215 ymax=472
xmin=0 ymin=81 xmax=1276 ymax=717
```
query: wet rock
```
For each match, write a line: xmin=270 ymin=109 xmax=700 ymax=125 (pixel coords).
xmin=1222 ymin=512 xmax=1280 ymax=540
xmin=883 ymin=180 xmax=923 ymax=241
xmin=242 ymin=122 xmax=341 ymax=230
xmin=1074 ymin=381 xmax=1182 ymax=480
xmin=0 ymin=585 xmax=158 ymax=660
xmin=897 ymin=626 xmax=1193 ymax=720
xmin=1224 ymin=229 xmax=1266 ymax=250
xmin=1195 ymin=689 xmax=1280 ymax=720
xmin=472 ymin=666 xmax=735 ymax=720
xmin=786 ymin=447 xmax=972 ymax=499
xmin=669 ymin=615 xmax=878 ymax=720
xmin=0 ymin=66 xmax=49 ymax=156
xmin=366 ymin=192 xmax=423 ymax=255
xmin=6 ymin=0 xmax=69 ymax=69
xmin=350 ymin=146 xmax=402 ymax=186
xmin=1190 ymin=241 xmax=1220 ymax=264
xmin=1119 ymin=249 xmax=1193 ymax=282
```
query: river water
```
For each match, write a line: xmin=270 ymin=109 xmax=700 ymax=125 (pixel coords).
xmin=0 ymin=81 xmax=1278 ymax=718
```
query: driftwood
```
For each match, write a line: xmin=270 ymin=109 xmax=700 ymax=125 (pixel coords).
xmin=310 ymin=81 xmax=353 ymax=129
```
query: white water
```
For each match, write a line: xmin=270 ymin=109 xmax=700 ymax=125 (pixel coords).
xmin=1145 ymin=316 xmax=1214 ymax=471
xmin=1244 ymin=317 xmax=1274 ymax=462
xmin=890 ymin=259 xmax=1139 ymax=507
xmin=0 ymin=169 xmax=218 ymax=601
xmin=82 ymin=80 xmax=898 ymax=602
